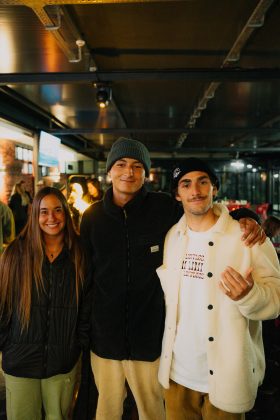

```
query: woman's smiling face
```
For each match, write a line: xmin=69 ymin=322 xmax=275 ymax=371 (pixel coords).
xmin=39 ymin=194 xmax=66 ymax=238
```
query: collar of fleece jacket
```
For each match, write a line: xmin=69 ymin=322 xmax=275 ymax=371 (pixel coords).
xmin=103 ymin=185 xmax=148 ymax=217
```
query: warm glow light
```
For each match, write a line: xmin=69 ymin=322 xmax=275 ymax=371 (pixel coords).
xmin=0 ymin=26 xmax=15 ymax=72
xmin=260 ymin=172 xmax=267 ymax=182
xmin=69 ymin=183 xmax=90 ymax=214
xmin=51 ymin=104 xmax=68 ymax=122
xmin=99 ymin=134 xmax=104 ymax=146
xmin=0 ymin=119 xmax=33 ymax=201
xmin=42 ymin=34 xmax=59 ymax=72
xmin=0 ymin=173 xmax=4 ymax=201
xmin=0 ymin=155 xmax=4 ymax=197
xmin=0 ymin=119 xmax=33 ymax=145
xmin=149 ymin=173 xmax=155 ymax=182
xmin=96 ymin=86 xmax=111 ymax=108
xmin=74 ymin=197 xmax=90 ymax=213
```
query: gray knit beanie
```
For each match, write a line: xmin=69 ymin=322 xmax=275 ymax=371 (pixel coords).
xmin=106 ymin=137 xmax=151 ymax=176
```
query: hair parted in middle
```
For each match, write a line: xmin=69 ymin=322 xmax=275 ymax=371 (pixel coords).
xmin=0 ymin=186 xmax=85 ymax=331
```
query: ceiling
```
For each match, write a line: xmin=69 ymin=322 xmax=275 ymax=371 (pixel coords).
xmin=0 ymin=0 xmax=280 ymax=168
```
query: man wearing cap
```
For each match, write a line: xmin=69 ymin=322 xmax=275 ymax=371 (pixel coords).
xmin=80 ymin=138 xmax=264 ymax=420
xmin=157 ymin=157 xmax=280 ymax=420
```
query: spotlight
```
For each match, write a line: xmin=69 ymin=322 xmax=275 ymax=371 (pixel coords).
xmin=96 ymin=85 xmax=112 ymax=108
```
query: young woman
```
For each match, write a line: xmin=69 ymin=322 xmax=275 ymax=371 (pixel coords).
xmin=86 ymin=178 xmax=103 ymax=204
xmin=0 ymin=187 xmax=91 ymax=419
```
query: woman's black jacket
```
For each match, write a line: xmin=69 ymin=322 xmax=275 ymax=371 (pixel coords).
xmin=0 ymin=248 xmax=92 ymax=379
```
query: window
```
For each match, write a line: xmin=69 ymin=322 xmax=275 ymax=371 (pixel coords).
xmin=15 ymin=145 xmax=33 ymax=174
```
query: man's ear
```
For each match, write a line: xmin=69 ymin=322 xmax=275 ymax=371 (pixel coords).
xmin=175 ymin=190 xmax=182 ymax=202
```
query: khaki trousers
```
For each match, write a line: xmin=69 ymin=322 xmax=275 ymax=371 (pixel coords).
xmin=91 ymin=352 xmax=165 ymax=420
xmin=164 ymin=380 xmax=245 ymax=420
xmin=5 ymin=361 xmax=79 ymax=420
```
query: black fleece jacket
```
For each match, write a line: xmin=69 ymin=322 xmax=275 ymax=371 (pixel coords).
xmin=0 ymin=248 xmax=92 ymax=378
xmin=80 ymin=186 xmax=182 ymax=361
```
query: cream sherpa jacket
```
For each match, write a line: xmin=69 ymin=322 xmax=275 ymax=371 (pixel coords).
xmin=157 ymin=204 xmax=280 ymax=413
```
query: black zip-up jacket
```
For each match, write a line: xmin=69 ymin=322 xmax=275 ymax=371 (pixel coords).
xmin=0 ymin=248 xmax=92 ymax=378
xmin=80 ymin=186 xmax=182 ymax=361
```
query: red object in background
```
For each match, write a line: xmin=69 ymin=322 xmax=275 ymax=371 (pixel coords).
xmin=226 ymin=202 xmax=251 ymax=212
xmin=255 ymin=203 xmax=270 ymax=220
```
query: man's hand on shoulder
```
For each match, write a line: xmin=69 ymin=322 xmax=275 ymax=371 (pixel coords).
xmin=239 ymin=218 xmax=266 ymax=247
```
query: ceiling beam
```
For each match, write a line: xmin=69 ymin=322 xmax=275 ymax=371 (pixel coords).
xmin=177 ymin=147 xmax=280 ymax=153
xmin=1 ymin=68 xmax=280 ymax=85
xmin=47 ymin=127 xmax=280 ymax=135
xmin=81 ymin=147 xmax=280 ymax=155
xmin=175 ymin=0 xmax=276 ymax=149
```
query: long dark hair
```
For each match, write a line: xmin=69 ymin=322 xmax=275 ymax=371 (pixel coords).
xmin=262 ymin=216 xmax=280 ymax=239
xmin=87 ymin=178 xmax=103 ymax=201
xmin=0 ymin=187 xmax=85 ymax=331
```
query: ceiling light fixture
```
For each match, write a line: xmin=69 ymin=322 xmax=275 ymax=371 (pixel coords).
xmin=95 ymin=85 xmax=112 ymax=109
xmin=230 ymin=160 xmax=245 ymax=170
xmin=69 ymin=39 xmax=85 ymax=63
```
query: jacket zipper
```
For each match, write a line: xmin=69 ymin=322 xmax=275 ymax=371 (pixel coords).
xmin=123 ymin=208 xmax=131 ymax=358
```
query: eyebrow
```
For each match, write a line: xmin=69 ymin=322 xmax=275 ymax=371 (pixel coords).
xmin=40 ymin=206 xmax=63 ymax=210
xmin=179 ymin=175 xmax=209 ymax=184
xmin=117 ymin=158 xmax=143 ymax=164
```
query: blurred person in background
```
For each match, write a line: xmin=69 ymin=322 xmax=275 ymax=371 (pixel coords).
xmin=0 ymin=187 xmax=91 ymax=420
xmin=262 ymin=216 xmax=280 ymax=243
xmin=0 ymin=200 xmax=15 ymax=408
xmin=0 ymin=200 xmax=14 ymax=255
xmin=9 ymin=180 xmax=32 ymax=235
xmin=0 ymin=200 xmax=15 ymax=409
xmin=85 ymin=178 xmax=103 ymax=205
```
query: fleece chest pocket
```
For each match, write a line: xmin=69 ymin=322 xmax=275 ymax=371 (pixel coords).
xmin=133 ymin=233 xmax=163 ymax=264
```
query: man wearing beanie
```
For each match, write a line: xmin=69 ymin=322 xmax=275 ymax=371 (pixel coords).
xmin=157 ymin=158 xmax=280 ymax=419
xmin=80 ymin=140 xmax=264 ymax=420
